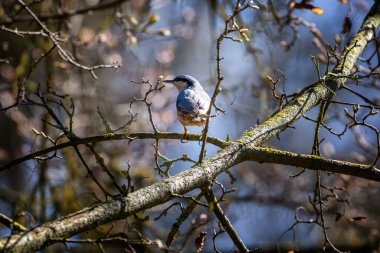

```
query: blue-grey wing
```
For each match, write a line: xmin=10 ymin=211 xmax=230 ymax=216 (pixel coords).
xmin=176 ymin=91 xmax=198 ymax=115
xmin=176 ymin=88 xmax=210 ymax=116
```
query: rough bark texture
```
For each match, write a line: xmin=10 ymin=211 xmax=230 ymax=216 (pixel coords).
xmin=1 ymin=2 xmax=380 ymax=253
xmin=242 ymin=146 xmax=380 ymax=181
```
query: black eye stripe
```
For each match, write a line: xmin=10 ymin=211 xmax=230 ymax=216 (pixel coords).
xmin=174 ymin=78 xmax=193 ymax=85
xmin=172 ymin=75 xmax=198 ymax=86
xmin=174 ymin=78 xmax=187 ymax=82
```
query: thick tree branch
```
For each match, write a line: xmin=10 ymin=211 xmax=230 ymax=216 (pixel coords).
xmin=241 ymin=146 xmax=380 ymax=182
xmin=1 ymin=2 xmax=380 ymax=253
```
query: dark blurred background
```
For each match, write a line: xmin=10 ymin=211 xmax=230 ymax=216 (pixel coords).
xmin=1 ymin=0 xmax=379 ymax=252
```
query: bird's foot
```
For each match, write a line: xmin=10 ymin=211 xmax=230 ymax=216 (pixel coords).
xmin=181 ymin=129 xmax=190 ymax=143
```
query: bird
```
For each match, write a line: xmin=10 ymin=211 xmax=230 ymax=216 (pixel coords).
xmin=163 ymin=75 xmax=211 ymax=141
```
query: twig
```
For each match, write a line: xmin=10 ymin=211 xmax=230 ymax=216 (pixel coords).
xmin=202 ymin=186 xmax=249 ymax=253
xmin=3 ymin=0 xmax=129 ymax=24
xmin=16 ymin=0 xmax=121 ymax=79
xmin=199 ymin=0 xmax=258 ymax=163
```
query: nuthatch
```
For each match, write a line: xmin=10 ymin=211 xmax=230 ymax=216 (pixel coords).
xmin=163 ymin=75 xmax=211 ymax=139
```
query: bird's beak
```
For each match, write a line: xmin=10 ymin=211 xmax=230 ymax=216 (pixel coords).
xmin=163 ymin=79 xmax=174 ymax=83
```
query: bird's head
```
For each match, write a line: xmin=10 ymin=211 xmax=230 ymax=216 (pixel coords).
xmin=163 ymin=75 xmax=199 ymax=91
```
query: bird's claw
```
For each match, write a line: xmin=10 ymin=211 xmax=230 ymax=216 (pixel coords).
xmin=181 ymin=129 xmax=190 ymax=143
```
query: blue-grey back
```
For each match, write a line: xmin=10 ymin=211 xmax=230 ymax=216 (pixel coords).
xmin=176 ymin=85 xmax=211 ymax=116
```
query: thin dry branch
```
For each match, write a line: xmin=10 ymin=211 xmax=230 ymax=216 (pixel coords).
xmin=15 ymin=0 xmax=121 ymax=79
xmin=202 ymin=186 xmax=249 ymax=252
xmin=1 ymin=0 xmax=129 ymax=24
xmin=0 ymin=132 xmax=228 ymax=171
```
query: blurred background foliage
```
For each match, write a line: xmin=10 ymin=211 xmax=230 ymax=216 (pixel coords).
xmin=0 ymin=0 xmax=380 ymax=252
